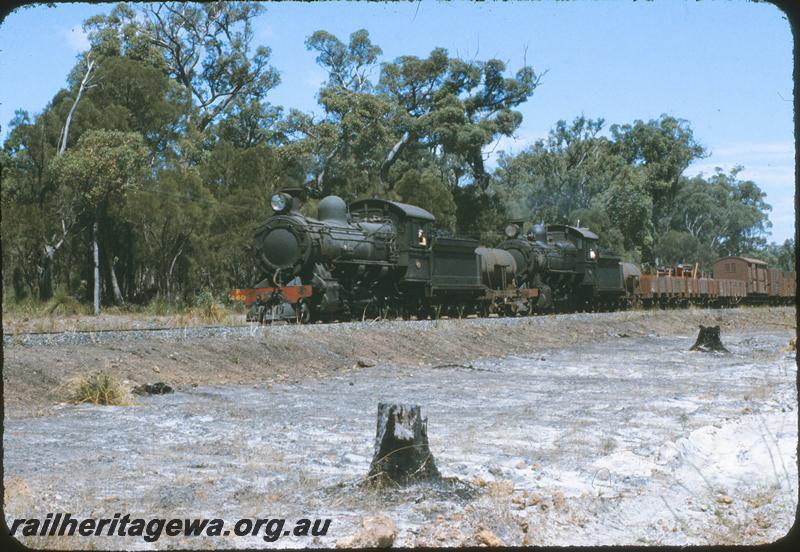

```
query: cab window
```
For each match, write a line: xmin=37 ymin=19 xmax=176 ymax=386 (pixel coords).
xmin=412 ymin=222 xmax=429 ymax=248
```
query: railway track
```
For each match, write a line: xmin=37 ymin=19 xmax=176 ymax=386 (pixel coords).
xmin=2 ymin=323 xmax=260 ymax=347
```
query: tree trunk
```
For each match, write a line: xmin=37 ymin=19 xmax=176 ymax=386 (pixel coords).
xmin=380 ymin=131 xmax=411 ymax=190
xmin=367 ymin=403 xmax=440 ymax=486
xmin=13 ymin=267 xmax=28 ymax=301
xmin=166 ymin=237 xmax=187 ymax=303
xmin=39 ymin=219 xmax=73 ymax=301
xmin=108 ymin=252 xmax=124 ymax=305
xmin=93 ymin=220 xmax=100 ymax=315
xmin=38 ymin=251 xmax=54 ymax=301
xmin=314 ymin=144 xmax=342 ymax=196
xmin=59 ymin=58 xmax=94 ymax=155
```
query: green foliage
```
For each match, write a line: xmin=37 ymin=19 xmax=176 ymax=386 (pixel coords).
xmin=377 ymin=45 xmax=540 ymax=191
xmin=394 ymin=169 xmax=457 ymax=230
xmin=610 ymin=115 xmax=706 ymax=237
xmin=661 ymin=167 xmax=772 ymax=267
xmin=492 ymin=116 xmax=614 ymax=223
xmin=568 ymin=207 xmax=626 ymax=257
xmin=124 ymin=167 xmax=215 ymax=299
xmin=452 ymin=185 xmax=508 ymax=242
xmin=491 ymin=116 xmax=772 ymax=267
xmin=0 ymin=8 xmax=783 ymax=310
xmin=759 ymin=239 xmax=796 ymax=272
xmin=141 ymin=1 xmax=279 ymax=131
xmin=49 ymin=129 xmax=148 ymax=211
xmin=306 ymin=29 xmax=382 ymax=92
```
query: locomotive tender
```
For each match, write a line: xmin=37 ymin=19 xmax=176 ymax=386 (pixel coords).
xmin=231 ymin=189 xmax=630 ymax=323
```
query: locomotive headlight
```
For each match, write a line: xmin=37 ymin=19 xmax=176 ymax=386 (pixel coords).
xmin=504 ymin=223 xmax=520 ymax=238
xmin=589 ymin=249 xmax=597 ymax=260
xmin=270 ymin=193 xmax=290 ymax=213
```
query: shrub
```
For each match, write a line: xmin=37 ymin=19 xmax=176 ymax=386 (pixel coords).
xmin=193 ymin=289 xmax=226 ymax=323
xmin=46 ymin=289 xmax=88 ymax=316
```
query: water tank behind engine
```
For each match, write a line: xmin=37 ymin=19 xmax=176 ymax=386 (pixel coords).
xmin=476 ymin=247 xmax=518 ymax=289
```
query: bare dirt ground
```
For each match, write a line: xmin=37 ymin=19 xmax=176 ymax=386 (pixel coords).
xmin=2 ymin=307 xmax=797 ymax=548
xmin=2 ymin=306 xmax=795 ymax=414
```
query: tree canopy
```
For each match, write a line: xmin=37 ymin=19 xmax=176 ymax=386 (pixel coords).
xmin=1 ymin=2 xmax=785 ymax=309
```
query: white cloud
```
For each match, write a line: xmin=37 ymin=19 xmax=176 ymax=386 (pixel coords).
xmin=688 ymin=139 xmax=795 ymax=189
xmin=257 ymin=23 xmax=275 ymax=41
xmin=709 ymin=141 xmax=794 ymax=161
xmin=688 ymin=163 xmax=794 ymax=188
xmin=63 ymin=26 xmax=89 ymax=53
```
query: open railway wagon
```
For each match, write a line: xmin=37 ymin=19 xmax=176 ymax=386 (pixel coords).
xmin=634 ymin=264 xmax=747 ymax=308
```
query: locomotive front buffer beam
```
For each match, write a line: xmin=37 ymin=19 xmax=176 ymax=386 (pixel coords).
xmin=230 ymin=285 xmax=313 ymax=323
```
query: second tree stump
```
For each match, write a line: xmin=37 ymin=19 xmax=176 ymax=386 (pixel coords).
xmin=690 ymin=325 xmax=728 ymax=352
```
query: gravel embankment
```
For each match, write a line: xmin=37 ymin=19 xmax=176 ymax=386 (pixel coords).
xmin=2 ymin=307 xmax=795 ymax=415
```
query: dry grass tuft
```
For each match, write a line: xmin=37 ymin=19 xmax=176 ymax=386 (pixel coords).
xmin=71 ymin=373 xmax=129 ymax=406
xmin=190 ymin=290 xmax=227 ymax=324
xmin=46 ymin=290 xmax=89 ymax=316
xmin=701 ymin=483 xmax=795 ymax=544
xmin=485 ymin=479 xmax=515 ymax=497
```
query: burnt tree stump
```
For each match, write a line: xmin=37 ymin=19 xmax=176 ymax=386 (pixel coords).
xmin=690 ymin=325 xmax=728 ymax=352
xmin=367 ymin=403 xmax=440 ymax=485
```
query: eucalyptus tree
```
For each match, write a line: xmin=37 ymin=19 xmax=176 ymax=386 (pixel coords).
xmin=667 ymin=167 xmax=771 ymax=258
xmin=141 ymin=1 xmax=280 ymax=133
xmin=378 ymin=48 xmax=540 ymax=191
xmin=302 ymin=29 xmax=539 ymax=238
xmin=609 ymin=115 xmax=706 ymax=240
xmin=301 ymin=29 xmax=391 ymax=198
xmin=492 ymin=117 xmax=611 ymax=223
xmin=49 ymin=130 xmax=149 ymax=313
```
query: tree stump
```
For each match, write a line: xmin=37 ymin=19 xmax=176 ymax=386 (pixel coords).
xmin=367 ymin=403 xmax=440 ymax=486
xmin=690 ymin=325 xmax=728 ymax=352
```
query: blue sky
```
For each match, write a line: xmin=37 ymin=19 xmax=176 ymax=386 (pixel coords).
xmin=0 ymin=1 xmax=794 ymax=243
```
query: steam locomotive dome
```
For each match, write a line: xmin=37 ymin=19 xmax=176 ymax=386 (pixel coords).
xmin=317 ymin=195 xmax=348 ymax=224
xmin=253 ymin=214 xmax=311 ymax=277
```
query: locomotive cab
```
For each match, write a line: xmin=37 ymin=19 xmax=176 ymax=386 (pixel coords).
xmin=546 ymin=224 xmax=598 ymax=263
xmin=349 ymin=198 xmax=482 ymax=295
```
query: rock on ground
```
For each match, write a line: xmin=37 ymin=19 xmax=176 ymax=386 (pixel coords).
xmin=475 ymin=529 xmax=504 ymax=547
xmin=335 ymin=515 xmax=397 ymax=548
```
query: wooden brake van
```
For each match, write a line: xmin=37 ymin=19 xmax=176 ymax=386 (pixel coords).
xmin=712 ymin=256 xmax=768 ymax=296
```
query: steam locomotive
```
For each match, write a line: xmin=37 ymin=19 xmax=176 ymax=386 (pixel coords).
xmin=231 ymin=188 xmax=631 ymax=322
